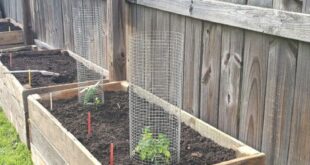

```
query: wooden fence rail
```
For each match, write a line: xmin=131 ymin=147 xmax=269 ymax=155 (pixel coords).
xmin=1 ymin=0 xmax=310 ymax=165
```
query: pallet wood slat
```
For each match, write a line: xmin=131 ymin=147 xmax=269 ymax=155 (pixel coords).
xmin=128 ymin=0 xmax=310 ymax=43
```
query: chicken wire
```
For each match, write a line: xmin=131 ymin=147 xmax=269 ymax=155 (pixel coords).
xmin=129 ymin=31 xmax=184 ymax=164
xmin=72 ymin=6 xmax=106 ymax=103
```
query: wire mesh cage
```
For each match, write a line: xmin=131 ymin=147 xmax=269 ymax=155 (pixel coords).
xmin=129 ymin=31 xmax=184 ymax=164
xmin=72 ymin=5 xmax=106 ymax=103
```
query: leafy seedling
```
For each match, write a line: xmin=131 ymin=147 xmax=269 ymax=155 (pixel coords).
xmin=135 ymin=127 xmax=171 ymax=164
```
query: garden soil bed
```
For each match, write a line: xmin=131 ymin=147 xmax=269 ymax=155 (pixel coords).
xmin=1 ymin=52 xmax=77 ymax=88
xmin=0 ymin=21 xmax=21 ymax=32
xmin=42 ymin=91 xmax=236 ymax=165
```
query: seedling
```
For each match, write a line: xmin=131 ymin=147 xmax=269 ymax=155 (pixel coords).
xmin=81 ymin=80 xmax=104 ymax=108
xmin=135 ymin=127 xmax=171 ymax=164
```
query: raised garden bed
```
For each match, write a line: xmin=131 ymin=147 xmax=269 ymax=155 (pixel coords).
xmin=0 ymin=48 xmax=106 ymax=145
xmin=28 ymin=81 xmax=265 ymax=165
xmin=0 ymin=18 xmax=24 ymax=48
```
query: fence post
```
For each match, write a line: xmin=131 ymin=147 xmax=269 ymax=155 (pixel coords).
xmin=107 ymin=0 xmax=127 ymax=81
xmin=22 ymin=0 xmax=34 ymax=45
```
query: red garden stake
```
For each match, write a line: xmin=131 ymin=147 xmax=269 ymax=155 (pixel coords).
xmin=87 ymin=112 xmax=92 ymax=136
xmin=110 ymin=143 xmax=114 ymax=165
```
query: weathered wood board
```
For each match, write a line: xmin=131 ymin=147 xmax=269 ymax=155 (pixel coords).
xmin=0 ymin=18 xmax=24 ymax=47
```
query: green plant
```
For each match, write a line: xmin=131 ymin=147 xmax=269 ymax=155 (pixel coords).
xmin=83 ymin=87 xmax=98 ymax=105
xmin=135 ymin=127 xmax=171 ymax=164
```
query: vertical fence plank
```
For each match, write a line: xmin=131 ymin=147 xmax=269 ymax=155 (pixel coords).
xmin=239 ymin=31 xmax=270 ymax=150
xmin=200 ymin=22 xmax=222 ymax=127
xmin=262 ymin=38 xmax=297 ymax=165
xmin=62 ymin=0 xmax=74 ymax=50
xmin=288 ymin=1 xmax=310 ymax=164
xmin=239 ymin=0 xmax=272 ymax=151
xmin=261 ymin=0 xmax=299 ymax=164
xmin=218 ymin=25 xmax=243 ymax=138
xmin=107 ymin=0 xmax=126 ymax=80
xmin=182 ymin=18 xmax=203 ymax=117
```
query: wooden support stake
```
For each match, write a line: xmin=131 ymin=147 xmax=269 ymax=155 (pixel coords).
xmin=22 ymin=0 xmax=34 ymax=45
xmin=107 ymin=0 xmax=127 ymax=81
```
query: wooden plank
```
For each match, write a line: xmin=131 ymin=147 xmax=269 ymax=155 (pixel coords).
xmin=0 ymin=31 xmax=24 ymax=45
xmin=287 ymin=42 xmax=310 ymax=165
xmin=128 ymin=0 xmax=310 ymax=43
xmin=288 ymin=2 xmax=310 ymax=164
xmin=261 ymin=38 xmax=297 ymax=165
xmin=260 ymin=1 xmax=299 ymax=165
xmin=28 ymin=94 xmax=101 ymax=165
xmin=22 ymin=0 xmax=34 ymax=44
xmin=218 ymin=26 xmax=243 ymax=138
xmin=239 ymin=31 xmax=270 ymax=150
xmin=200 ymin=22 xmax=222 ymax=127
xmin=29 ymin=121 xmax=66 ymax=164
xmin=61 ymin=0 xmax=74 ymax=50
xmin=219 ymin=153 xmax=265 ymax=165
xmin=182 ymin=18 xmax=202 ymax=116
xmin=107 ymin=0 xmax=126 ymax=81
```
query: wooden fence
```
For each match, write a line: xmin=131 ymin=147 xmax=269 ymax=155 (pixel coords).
xmin=1 ymin=0 xmax=310 ymax=164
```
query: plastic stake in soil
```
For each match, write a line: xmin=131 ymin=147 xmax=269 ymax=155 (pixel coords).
xmin=28 ymin=69 xmax=31 ymax=87
xmin=88 ymin=112 xmax=92 ymax=137
xmin=110 ymin=143 xmax=114 ymax=165
xmin=50 ymin=93 xmax=53 ymax=111
xmin=9 ymin=53 xmax=12 ymax=68
xmin=8 ymin=26 xmax=11 ymax=31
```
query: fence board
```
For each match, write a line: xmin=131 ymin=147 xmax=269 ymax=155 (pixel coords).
xmin=261 ymin=38 xmax=297 ymax=165
xmin=62 ymin=0 xmax=74 ymax=50
xmin=200 ymin=22 xmax=222 ymax=127
xmin=182 ymin=18 xmax=202 ymax=117
xmin=239 ymin=31 xmax=270 ymax=150
xmin=288 ymin=2 xmax=310 ymax=164
xmin=129 ymin=0 xmax=310 ymax=43
xmin=218 ymin=26 xmax=243 ymax=138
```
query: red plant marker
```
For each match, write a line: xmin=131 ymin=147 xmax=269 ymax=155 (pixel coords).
xmin=110 ymin=143 xmax=114 ymax=165
xmin=88 ymin=112 xmax=92 ymax=136
xmin=9 ymin=53 xmax=12 ymax=68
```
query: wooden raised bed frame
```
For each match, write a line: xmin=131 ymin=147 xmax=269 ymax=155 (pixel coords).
xmin=27 ymin=81 xmax=265 ymax=165
xmin=0 ymin=48 xmax=108 ymax=146
xmin=0 ymin=18 xmax=24 ymax=48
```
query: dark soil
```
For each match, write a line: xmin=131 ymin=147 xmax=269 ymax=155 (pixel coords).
xmin=0 ymin=22 xmax=21 ymax=32
xmin=43 ymin=92 xmax=236 ymax=165
xmin=1 ymin=52 xmax=77 ymax=88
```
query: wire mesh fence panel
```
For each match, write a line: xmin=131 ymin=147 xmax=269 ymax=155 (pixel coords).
xmin=129 ymin=31 xmax=184 ymax=164
xmin=72 ymin=6 xmax=107 ymax=103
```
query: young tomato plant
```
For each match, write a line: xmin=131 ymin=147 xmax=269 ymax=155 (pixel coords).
xmin=83 ymin=87 xmax=102 ymax=110
xmin=135 ymin=127 xmax=171 ymax=164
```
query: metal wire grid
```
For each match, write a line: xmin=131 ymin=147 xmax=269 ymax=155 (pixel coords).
xmin=129 ymin=31 xmax=184 ymax=164
xmin=72 ymin=6 xmax=106 ymax=103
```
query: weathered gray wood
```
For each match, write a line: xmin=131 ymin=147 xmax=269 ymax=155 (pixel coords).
xmin=200 ymin=22 xmax=222 ymax=127
xmin=29 ymin=121 xmax=66 ymax=164
xmin=288 ymin=2 xmax=310 ymax=164
xmin=22 ymin=0 xmax=34 ymax=44
xmin=107 ymin=0 xmax=126 ymax=81
xmin=61 ymin=0 xmax=74 ymax=50
xmin=239 ymin=31 xmax=270 ymax=150
xmin=218 ymin=26 xmax=243 ymax=138
xmin=28 ymin=95 xmax=101 ymax=165
xmin=261 ymin=38 xmax=297 ymax=165
xmin=128 ymin=0 xmax=310 ymax=43
xmin=287 ymin=42 xmax=310 ymax=165
xmin=182 ymin=18 xmax=202 ymax=116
